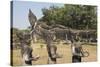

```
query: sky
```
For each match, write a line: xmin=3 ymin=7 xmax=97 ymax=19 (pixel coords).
xmin=12 ymin=1 xmax=64 ymax=29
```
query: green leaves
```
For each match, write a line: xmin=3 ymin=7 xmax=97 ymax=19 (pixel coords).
xmin=41 ymin=4 xmax=97 ymax=30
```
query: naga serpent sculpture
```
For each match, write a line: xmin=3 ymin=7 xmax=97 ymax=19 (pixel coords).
xmin=28 ymin=9 xmax=89 ymax=64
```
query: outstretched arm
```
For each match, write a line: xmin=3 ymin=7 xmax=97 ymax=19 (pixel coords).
xmin=29 ymin=55 xmax=40 ymax=61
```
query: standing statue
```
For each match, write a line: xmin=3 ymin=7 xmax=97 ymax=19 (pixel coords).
xmin=16 ymin=30 xmax=39 ymax=65
xmin=71 ymin=34 xmax=89 ymax=63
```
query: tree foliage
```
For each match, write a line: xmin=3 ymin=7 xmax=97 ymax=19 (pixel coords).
xmin=41 ymin=4 xmax=97 ymax=30
xmin=12 ymin=27 xmax=30 ymax=49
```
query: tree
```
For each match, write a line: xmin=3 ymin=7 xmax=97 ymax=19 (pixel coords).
xmin=11 ymin=28 xmax=20 ymax=49
xmin=41 ymin=4 xmax=97 ymax=30
xmin=11 ymin=27 xmax=31 ymax=49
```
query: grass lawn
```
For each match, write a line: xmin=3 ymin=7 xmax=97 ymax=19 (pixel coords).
xmin=11 ymin=43 xmax=97 ymax=66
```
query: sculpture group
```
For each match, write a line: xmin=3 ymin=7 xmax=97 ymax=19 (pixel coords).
xmin=17 ymin=9 xmax=95 ymax=65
